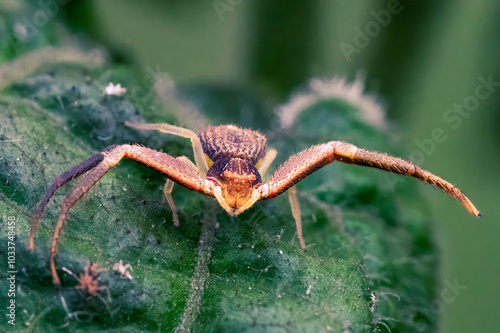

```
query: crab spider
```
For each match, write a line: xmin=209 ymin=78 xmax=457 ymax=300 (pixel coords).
xmin=29 ymin=121 xmax=481 ymax=284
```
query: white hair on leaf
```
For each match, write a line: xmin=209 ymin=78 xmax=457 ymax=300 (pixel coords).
xmin=104 ymin=82 xmax=127 ymax=96
xmin=277 ymin=76 xmax=387 ymax=130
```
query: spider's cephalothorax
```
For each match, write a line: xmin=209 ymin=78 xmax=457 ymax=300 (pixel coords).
xmin=200 ymin=125 xmax=265 ymax=215
xmin=29 ymin=120 xmax=481 ymax=284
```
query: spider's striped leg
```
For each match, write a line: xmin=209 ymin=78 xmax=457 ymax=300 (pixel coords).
xmin=261 ymin=142 xmax=480 ymax=217
xmin=31 ymin=144 xmax=212 ymax=284
xmin=329 ymin=141 xmax=481 ymax=217
xmin=125 ymin=121 xmax=208 ymax=176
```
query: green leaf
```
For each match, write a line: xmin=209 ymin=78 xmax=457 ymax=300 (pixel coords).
xmin=0 ymin=54 xmax=437 ymax=332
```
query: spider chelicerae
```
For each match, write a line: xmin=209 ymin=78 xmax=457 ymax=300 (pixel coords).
xmin=28 ymin=121 xmax=481 ymax=284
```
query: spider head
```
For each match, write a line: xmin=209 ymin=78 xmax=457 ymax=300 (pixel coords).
xmin=208 ymin=158 xmax=262 ymax=216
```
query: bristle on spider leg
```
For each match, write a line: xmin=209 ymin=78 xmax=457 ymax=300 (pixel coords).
xmin=454 ymin=190 xmax=482 ymax=217
xmin=419 ymin=170 xmax=481 ymax=217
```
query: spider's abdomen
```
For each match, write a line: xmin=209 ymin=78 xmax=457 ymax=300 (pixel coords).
xmin=198 ymin=125 xmax=267 ymax=164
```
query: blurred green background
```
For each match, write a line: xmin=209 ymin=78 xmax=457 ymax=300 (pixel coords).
xmin=4 ymin=0 xmax=500 ymax=332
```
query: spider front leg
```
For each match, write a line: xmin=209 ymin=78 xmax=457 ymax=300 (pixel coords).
xmin=260 ymin=141 xmax=480 ymax=249
xmin=30 ymin=144 xmax=212 ymax=284
xmin=28 ymin=150 xmax=108 ymax=251
xmin=329 ymin=141 xmax=481 ymax=217
xmin=45 ymin=147 xmax=125 ymax=285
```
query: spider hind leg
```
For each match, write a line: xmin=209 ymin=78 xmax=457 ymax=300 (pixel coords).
xmin=125 ymin=121 xmax=208 ymax=176
xmin=162 ymin=156 xmax=203 ymax=227
xmin=288 ymin=186 xmax=306 ymax=249
xmin=329 ymin=141 xmax=481 ymax=217
xmin=163 ymin=179 xmax=179 ymax=227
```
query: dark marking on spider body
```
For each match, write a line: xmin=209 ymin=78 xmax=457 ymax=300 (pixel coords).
xmin=199 ymin=125 xmax=266 ymax=163
xmin=29 ymin=121 xmax=481 ymax=285
xmin=200 ymin=125 xmax=266 ymax=209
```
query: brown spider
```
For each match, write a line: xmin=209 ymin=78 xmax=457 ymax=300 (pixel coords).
xmin=28 ymin=121 xmax=481 ymax=285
